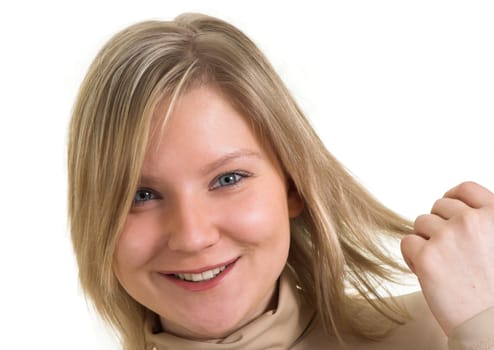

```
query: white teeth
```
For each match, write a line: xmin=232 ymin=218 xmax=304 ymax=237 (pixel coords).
xmin=202 ymin=270 xmax=214 ymax=280
xmin=175 ymin=264 xmax=228 ymax=282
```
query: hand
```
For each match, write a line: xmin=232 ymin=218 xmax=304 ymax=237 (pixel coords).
xmin=401 ymin=181 xmax=494 ymax=335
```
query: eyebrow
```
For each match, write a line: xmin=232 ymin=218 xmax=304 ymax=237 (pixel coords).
xmin=138 ymin=149 xmax=261 ymax=186
xmin=200 ymin=149 xmax=262 ymax=175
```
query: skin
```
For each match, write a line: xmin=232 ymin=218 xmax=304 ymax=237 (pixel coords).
xmin=114 ymin=85 xmax=303 ymax=340
xmin=112 ymin=83 xmax=494 ymax=341
xmin=401 ymin=181 xmax=494 ymax=335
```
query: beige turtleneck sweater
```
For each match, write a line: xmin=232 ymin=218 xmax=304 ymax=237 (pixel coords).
xmin=145 ymin=271 xmax=494 ymax=350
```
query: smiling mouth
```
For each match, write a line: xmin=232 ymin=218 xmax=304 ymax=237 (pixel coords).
xmin=173 ymin=264 xmax=229 ymax=282
xmin=164 ymin=258 xmax=238 ymax=283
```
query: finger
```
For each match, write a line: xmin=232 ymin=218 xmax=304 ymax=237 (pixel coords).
xmin=400 ymin=234 xmax=427 ymax=274
xmin=444 ymin=181 xmax=494 ymax=209
xmin=430 ymin=197 xmax=470 ymax=220
xmin=414 ymin=214 xmax=446 ymax=239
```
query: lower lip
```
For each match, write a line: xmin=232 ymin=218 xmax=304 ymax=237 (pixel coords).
xmin=160 ymin=259 xmax=238 ymax=292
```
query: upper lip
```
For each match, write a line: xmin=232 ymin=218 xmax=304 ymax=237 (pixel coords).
xmin=159 ymin=256 xmax=239 ymax=275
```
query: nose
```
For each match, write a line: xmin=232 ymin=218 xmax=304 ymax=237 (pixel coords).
xmin=165 ymin=193 xmax=220 ymax=253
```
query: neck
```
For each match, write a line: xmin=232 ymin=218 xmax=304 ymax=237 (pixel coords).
xmin=146 ymin=269 xmax=315 ymax=349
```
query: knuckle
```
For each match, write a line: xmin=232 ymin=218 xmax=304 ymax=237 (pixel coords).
xmin=399 ymin=236 xmax=409 ymax=254
xmin=435 ymin=225 xmax=451 ymax=237
xmin=457 ymin=210 xmax=480 ymax=231
xmin=413 ymin=214 xmax=426 ymax=228
xmin=413 ymin=247 xmax=438 ymax=276
xmin=435 ymin=227 xmax=456 ymax=247
xmin=431 ymin=199 xmax=443 ymax=212
xmin=456 ymin=181 xmax=479 ymax=194
xmin=400 ymin=234 xmax=415 ymax=250
xmin=431 ymin=198 xmax=452 ymax=215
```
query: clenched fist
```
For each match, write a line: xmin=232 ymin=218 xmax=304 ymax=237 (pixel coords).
xmin=401 ymin=181 xmax=494 ymax=335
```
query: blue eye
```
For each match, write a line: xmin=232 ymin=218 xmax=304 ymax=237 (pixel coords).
xmin=210 ymin=171 xmax=250 ymax=190
xmin=133 ymin=189 xmax=159 ymax=205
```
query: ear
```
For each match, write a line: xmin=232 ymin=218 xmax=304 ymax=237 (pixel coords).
xmin=287 ymin=180 xmax=304 ymax=218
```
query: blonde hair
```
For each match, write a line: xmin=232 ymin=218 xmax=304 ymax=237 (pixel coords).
xmin=68 ymin=13 xmax=413 ymax=350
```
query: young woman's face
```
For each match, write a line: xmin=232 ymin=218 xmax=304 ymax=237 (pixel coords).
xmin=114 ymin=85 xmax=303 ymax=339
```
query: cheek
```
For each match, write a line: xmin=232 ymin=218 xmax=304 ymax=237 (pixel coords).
xmin=115 ymin=212 xmax=164 ymax=276
xmin=220 ymin=184 xmax=291 ymax=245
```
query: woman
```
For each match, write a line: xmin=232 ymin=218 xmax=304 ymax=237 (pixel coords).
xmin=68 ymin=13 xmax=494 ymax=349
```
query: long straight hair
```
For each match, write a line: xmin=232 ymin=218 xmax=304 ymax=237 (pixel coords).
xmin=68 ymin=13 xmax=412 ymax=350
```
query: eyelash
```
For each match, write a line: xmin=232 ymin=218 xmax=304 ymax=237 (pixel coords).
xmin=209 ymin=170 xmax=252 ymax=190
xmin=132 ymin=171 xmax=252 ymax=206
xmin=133 ymin=188 xmax=161 ymax=206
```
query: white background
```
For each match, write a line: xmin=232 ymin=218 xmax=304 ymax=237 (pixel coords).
xmin=0 ymin=1 xmax=493 ymax=349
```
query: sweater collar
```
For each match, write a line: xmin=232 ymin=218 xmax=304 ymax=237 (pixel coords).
xmin=145 ymin=269 xmax=314 ymax=350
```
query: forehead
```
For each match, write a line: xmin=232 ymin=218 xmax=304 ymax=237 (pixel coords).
xmin=142 ymin=85 xmax=278 ymax=174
